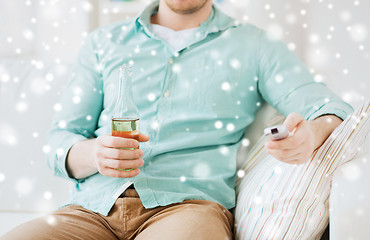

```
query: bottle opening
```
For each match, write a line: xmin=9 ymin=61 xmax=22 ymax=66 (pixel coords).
xmin=120 ymin=64 xmax=133 ymax=71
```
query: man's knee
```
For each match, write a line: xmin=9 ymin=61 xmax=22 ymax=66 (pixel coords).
xmin=1 ymin=206 xmax=116 ymax=240
xmin=136 ymin=200 xmax=234 ymax=240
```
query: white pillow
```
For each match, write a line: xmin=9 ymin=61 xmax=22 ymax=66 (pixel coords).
xmin=235 ymin=101 xmax=370 ymax=240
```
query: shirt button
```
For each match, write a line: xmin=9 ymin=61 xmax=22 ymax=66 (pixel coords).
xmin=164 ymin=91 xmax=170 ymax=98
xmin=168 ymin=58 xmax=174 ymax=64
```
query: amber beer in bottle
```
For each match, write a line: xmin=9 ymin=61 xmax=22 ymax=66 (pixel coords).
xmin=111 ymin=64 xmax=139 ymax=171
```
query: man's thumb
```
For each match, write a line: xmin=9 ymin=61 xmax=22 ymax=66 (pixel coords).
xmin=138 ymin=132 xmax=150 ymax=142
xmin=284 ymin=112 xmax=305 ymax=132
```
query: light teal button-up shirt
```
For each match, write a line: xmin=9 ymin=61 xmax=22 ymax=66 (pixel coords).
xmin=47 ymin=2 xmax=353 ymax=216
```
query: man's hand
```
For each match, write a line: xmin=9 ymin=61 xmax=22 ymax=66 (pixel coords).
xmin=66 ymin=133 xmax=149 ymax=179
xmin=93 ymin=133 xmax=149 ymax=178
xmin=265 ymin=113 xmax=342 ymax=165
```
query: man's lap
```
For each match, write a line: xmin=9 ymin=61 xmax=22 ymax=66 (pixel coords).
xmin=1 ymin=190 xmax=233 ymax=240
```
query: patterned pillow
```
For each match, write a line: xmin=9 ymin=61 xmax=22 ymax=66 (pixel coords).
xmin=234 ymin=101 xmax=370 ymax=240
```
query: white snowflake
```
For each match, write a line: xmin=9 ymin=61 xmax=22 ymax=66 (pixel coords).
xmin=15 ymin=178 xmax=34 ymax=195
xmin=226 ymin=123 xmax=235 ymax=132
xmin=221 ymin=82 xmax=231 ymax=91
xmin=30 ymin=77 xmax=47 ymax=95
xmin=172 ymin=64 xmax=181 ymax=73
xmin=193 ymin=163 xmax=211 ymax=178
xmin=81 ymin=1 xmax=93 ymax=12
xmin=349 ymin=23 xmax=368 ymax=42
xmin=214 ymin=121 xmax=223 ymax=129
xmin=0 ymin=173 xmax=5 ymax=182
xmin=147 ymin=93 xmax=156 ymax=102
xmin=1 ymin=73 xmax=10 ymax=83
xmin=275 ymin=74 xmax=284 ymax=83
xmin=151 ymin=121 xmax=160 ymax=130
xmin=58 ymin=120 xmax=67 ymax=128
xmin=56 ymin=148 xmax=65 ymax=157
xmin=242 ymin=138 xmax=250 ymax=147
xmin=340 ymin=11 xmax=352 ymax=22
xmin=274 ymin=166 xmax=282 ymax=175
xmin=254 ymin=196 xmax=262 ymax=204
xmin=0 ymin=124 xmax=17 ymax=146
xmin=266 ymin=23 xmax=284 ymax=40
xmin=42 ymin=145 xmax=51 ymax=154
xmin=288 ymin=42 xmax=296 ymax=51
xmin=45 ymin=73 xmax=54 ymax=82
xmin=43 ymin=191 xmax=53 ymax=200
xmin=15 ymin=101 xmax=28 ymax=112
xmin=54 ymin=103 xmax=62 ymax=111
xmin=285 ymin=13 xmax=297 ymax=25
xmin=45 ymin=215 xmax=57 ymax=226
xmin=309 ymin=34 xmax=320 ymax=44
xmin=237 ymin=170 xmax=245 ymax=178
xmin=73 ymin=96 xmax=81 ymax=104
xmin=229 ymin=59 xmax=241 ymax=69
xmin=219 ymin=146 xmax=230 ymax=156
xmin=341 ymin=163 xmax=361 ymax=181
xmin=314 ymin=74 xmax=324 ymax=82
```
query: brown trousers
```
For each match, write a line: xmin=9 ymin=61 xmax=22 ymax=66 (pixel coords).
xmin=1 ymin=189 xmax=234 ymax=240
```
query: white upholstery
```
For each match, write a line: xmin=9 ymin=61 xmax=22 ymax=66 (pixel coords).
xmin=330 ymin=134 xmax=370 ymax=239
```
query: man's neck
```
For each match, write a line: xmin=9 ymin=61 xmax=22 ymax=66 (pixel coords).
xmin=151 ymin=1 xmax=213 ymax=31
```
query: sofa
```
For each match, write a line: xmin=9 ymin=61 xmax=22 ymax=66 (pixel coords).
xmin=1 ymin=58 xmax=369 ymax=239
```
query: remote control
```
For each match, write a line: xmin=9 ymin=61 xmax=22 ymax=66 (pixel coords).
xmin=264 ymin=124 xmax=290 ymax=141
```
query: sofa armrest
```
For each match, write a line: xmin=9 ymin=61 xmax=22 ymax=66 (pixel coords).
xmin=330 ymin=135 xmax=370 ymax=239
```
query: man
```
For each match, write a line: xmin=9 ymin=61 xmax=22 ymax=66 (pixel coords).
xmin=2 ymin=0 xmax=353 ymax=239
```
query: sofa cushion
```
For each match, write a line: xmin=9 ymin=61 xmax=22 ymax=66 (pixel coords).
xmin=234 ymin=101 xmax=370 ymax=239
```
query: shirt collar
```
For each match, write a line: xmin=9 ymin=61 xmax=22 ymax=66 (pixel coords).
xmin=133 ymin=1 xmax=240 ymax=38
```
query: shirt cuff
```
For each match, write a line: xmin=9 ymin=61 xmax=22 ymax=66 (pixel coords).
xmin=47 ymin=132 xmax=87 ymax=183
xmin=307 ymin=101 xmax=354 ymax=121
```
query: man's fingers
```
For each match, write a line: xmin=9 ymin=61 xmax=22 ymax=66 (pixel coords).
xmin=98 ymin=135 xmax=139 ymax=148
xmin=266 ymin=146 xmax=303 ymax=161
xmin=101 ymin=158 xmax=144 ymax=170
xmin=98 ymin=133 xmax=150 ymax=148
xmin=265 ymin=134 xmax=305 ymax=150
xmin=284 ymin=112 xmax=305 ymax=132
xmin=101 ymin=147 xmax=144 ymax=160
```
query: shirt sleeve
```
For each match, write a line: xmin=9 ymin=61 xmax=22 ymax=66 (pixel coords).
xmin=46 ymin=32 xmax=104 ymax=183
xmin=257 ymin=31 xmax=353 ymax=121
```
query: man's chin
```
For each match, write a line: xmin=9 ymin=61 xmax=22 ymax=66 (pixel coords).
xmin=165 ymin=0 xmax=209 ymax=15
xmin=171 ymin=7 xmax=201 ymax=15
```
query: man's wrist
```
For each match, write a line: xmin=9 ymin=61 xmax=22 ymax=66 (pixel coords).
xmin=310 ymin=114 xmax=343 ymax=150
xmin=66 ymin=138 xmax=99 ymax=180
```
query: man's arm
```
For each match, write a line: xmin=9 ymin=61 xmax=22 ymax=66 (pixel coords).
xmin=66 ymin=133 xmax=149 ymax=180
xmin=47 ymin=31 xmax=148 ymax=181
xmin=265 ymin=113 xmax=343 ymax=164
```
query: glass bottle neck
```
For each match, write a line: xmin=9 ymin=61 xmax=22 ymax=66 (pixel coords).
xmin=112 ymin=65 xmax=139 ymax=120
xmin=119 ymin=65 xmax=133 ymax=100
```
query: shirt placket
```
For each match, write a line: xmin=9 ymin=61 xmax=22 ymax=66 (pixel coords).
xmin=152 ymin=55 xmax=176 ymax=144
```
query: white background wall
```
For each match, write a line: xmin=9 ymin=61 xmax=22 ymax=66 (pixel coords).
xmin=0 ymin=0 xmax=369 ymax=213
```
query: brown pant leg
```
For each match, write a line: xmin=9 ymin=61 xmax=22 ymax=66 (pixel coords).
xmin=134 ymin=200 xmax=234 ymax=240
xmin=0 ymin=204 xmax=121 ymax=240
